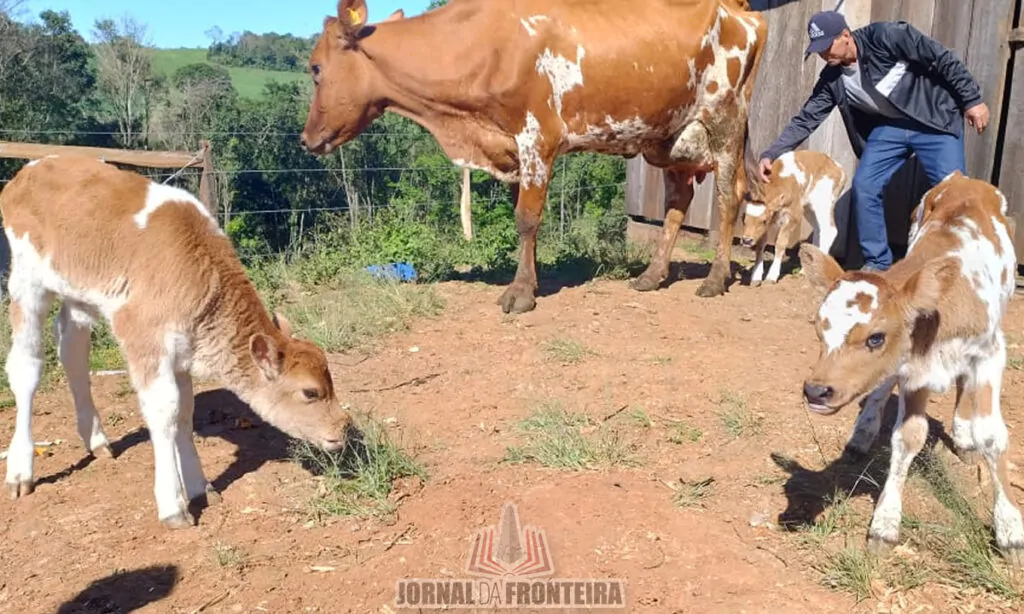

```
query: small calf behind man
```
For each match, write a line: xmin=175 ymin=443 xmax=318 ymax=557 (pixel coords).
xmin=740 ymin=149 xmax=846 ymax=286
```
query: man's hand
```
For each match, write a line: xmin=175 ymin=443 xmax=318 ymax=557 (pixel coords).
xmin=965 ymin=103 xmax=989 ymax=134
xmin=757 ymin=157 xmax=773 ymax=182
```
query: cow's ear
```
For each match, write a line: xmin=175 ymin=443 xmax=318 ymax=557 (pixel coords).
xmin=337 ymin=0 xmax=369 ymax=41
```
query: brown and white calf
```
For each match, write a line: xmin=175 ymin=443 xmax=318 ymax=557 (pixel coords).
xmin=1 ymin=156 xmax=353 ymax=528
xmin=740 ymin=150 xmax=845 ymax=286
xmin=797 ymin=171 xmax=1023 ymax=565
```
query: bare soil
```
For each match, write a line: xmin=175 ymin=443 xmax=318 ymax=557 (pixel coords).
xmin=4 ymin=238 xmax=1024 ymax=614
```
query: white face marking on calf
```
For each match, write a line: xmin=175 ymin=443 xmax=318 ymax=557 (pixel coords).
xmin=535 ymin=45 xmax=585 ymax=119
xmin=515 ymin=112 xmax=548 ymax=188
xmin=819 ymin=280 xmax=879 ymax=353
xmin=519 ymin=14 xmax=549 ymax=37
xmin=778 ymin=152 xmax=806 ymax=185
xmin=134 ymin=182 xmax=223 ymax=235
xmin=744 ymin=203 xmax=766 ymax=217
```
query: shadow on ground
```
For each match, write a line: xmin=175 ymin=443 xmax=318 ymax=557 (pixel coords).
xmin=54 ymin=564 xmax=178 ymax=614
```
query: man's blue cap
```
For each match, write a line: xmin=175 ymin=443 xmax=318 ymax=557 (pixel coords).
xmin=804 ymin=10 xmax=849 ymax=59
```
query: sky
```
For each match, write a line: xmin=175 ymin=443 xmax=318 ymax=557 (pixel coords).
xmin=18 ymin=0 xmax=433 ymax=48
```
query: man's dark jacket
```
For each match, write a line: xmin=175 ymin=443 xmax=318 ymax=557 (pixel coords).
xmin=760 ymin=21 xmax=983 ymax=162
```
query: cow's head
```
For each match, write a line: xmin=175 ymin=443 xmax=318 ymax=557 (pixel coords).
xmin=797 ymin=243 xmax=958 ymax=415
xmin=300 ymin=0 xmax=405 ymax=154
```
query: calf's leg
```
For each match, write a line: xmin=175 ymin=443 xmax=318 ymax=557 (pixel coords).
xmin=56 ymin=301 xmax=113 ymax=459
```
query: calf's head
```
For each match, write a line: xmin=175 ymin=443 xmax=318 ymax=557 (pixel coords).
xmin=797 ymin=243 xmax=958 ymax=415
xmin=248 ymin=313 xmax=353 ymax=453
xmin=300 ymin=0 xmax=405 ymax=154
xmin=740 ymin=197 xmax=777 ymax=248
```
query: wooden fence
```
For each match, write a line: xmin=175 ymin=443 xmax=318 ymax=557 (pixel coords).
xmin=625 ymin=0 xmax=1024 ymax=269
xmin=0 ymin=140 xmax=218 ymax=273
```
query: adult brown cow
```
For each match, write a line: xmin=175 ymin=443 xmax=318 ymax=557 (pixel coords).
xmin=300 ymin=0 xmax=768 ymax=314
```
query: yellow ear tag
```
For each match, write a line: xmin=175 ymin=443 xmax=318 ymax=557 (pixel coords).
xmin=348 ymin=8 xmax=363 ymax=25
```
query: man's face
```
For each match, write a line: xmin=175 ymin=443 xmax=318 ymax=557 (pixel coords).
xmin=818 ymin=30 xmax=856 ymax=66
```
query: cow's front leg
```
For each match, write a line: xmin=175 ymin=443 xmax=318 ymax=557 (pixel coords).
xmin=632 ymin=169 xmax=696 ymax=292
xmin=498 ymin=178 xmax=550 ymax=314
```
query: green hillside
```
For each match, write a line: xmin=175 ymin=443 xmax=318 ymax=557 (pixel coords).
xmin=149 ymin=48 xmax=306 ymax=100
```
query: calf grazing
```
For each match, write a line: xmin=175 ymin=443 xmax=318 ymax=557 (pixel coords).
xmin=740 ymin=150 xmax=845 ymax=286
xmin=300 ymin=0 xmax=768 ymax=314
xmin=797 ymin=171 xmax=1023 ymax=565
xmin=1 ymin=156 xmax=353 ymax=528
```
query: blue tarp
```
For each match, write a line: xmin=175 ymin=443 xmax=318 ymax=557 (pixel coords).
xmin=365 ymin=262 xmax=418 ymax=282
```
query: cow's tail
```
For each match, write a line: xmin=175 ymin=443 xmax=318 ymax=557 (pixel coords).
xmin=459 ymin=166 xmax=473 ymax=241
xmin=741 ymin=119 xmax=765 ymax=204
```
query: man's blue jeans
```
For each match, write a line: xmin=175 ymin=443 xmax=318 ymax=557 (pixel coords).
xmin=852 ymin=118 xmax=966 ymax=270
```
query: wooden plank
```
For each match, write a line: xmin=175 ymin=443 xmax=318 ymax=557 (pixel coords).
xmin=959 ymin=0 xmax=1014 ymax=182
xmin=871 ymin=0 xmax=904 ymax=23
xmin=1011 ymin=27 xmax=1024 ymax=43
xmin=0 ymin=142 xmax=204 ymax=169
xmin=998 ymin=12 xmax=1024 ymax=263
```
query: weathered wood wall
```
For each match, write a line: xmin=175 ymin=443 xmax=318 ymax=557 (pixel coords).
xmin=625 ymin=0 xmax=1023 ymax=268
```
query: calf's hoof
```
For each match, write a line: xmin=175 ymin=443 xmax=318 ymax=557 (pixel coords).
xmin=5 ymin=479 xmax=34 ymax=500
xmin=203 ymin=484 xmax=223 ymax=506
xmin=749 ymin=279 xmax=763 ymax=288
xmin=497 ymin=283 xmax=536 ymax=314
xmin=630 ymin=274 xmax=662 ymax=292
xmin=866 ymin=534 xmax=896 ymax=557
xmin=161 ymin=511 xmax=196 ymax=529
xmin=92 ymin=443 xmax=115 ymax=459
xmin=1001 ymin=544 xmax=1024 ymax=568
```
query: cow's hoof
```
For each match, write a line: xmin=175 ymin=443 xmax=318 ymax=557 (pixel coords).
xmin=630 ymin=274 xmax=662 ymax=292
xmin=497 ymin=283 xmax=536 ymax=314
xmin=750 ymin=279 xmax=763 ymax=288
xmin=92 ymin=443 xmax=115 ymax=459
xmin=695 ymin=278 xmax=725 ymax=297
xmin=5 ymin=479 xmax=33 ymax=500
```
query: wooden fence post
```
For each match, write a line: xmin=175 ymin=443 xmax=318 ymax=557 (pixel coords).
xmin=198 ymin=140 xmax=219 ymax=220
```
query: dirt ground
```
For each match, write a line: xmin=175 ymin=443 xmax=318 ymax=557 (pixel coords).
xmin=3 ymin=236 xmax=1024 ymax=614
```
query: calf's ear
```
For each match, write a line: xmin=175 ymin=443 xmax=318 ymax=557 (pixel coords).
xmin=901 ymin=256 xmax=958 ymax=319
xmin=799 ymin=243 xmax=842 ymax=293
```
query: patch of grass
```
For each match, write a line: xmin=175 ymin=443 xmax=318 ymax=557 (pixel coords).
xmin=670 ymin=477 xmax=716 ymax=509
xmin=1008 ymin=356 xmax=1024 ymax=371
xmin=211 ymin=542 xmax=247 ymax=569
xmin=913 ymin=453 xmax=1023 ymax=601
xmin=541 ymin=337 xmax=595 ymax=365
xmin=251 ymin=258 xmax=445 ymax=354
xmin=716 ymin=390 xmax=764 ymax=438
xmin=292 ymin=411 xmax=427 ymax=521
xmin=800 ymin=488 xmax=857 ymax=548
xmin=503 ymin=401 xmax=639 ymax=470
xmin=679 ymin=239 xmax=716 ymax=262
xmin=818 ymin=547 xmax=876 ymax=602
xmin=666 ymin=420 xmax=703 ymax=444
xmin=149 ymin=48 xmax=306 ymax=100
xmin=629 ymin=408 xmax=652 ymax=428
xmin=749 ymin=471 xmax=786 ymax=487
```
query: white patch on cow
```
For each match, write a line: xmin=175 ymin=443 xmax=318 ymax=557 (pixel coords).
xmin=948 ymin=218 xmax=1012 ymax=334
xmin=744 ymin=203 xmax=765 ymax=218
xmin=515 ymin=112 xmax=548 ymax=189
xmin=565 ymin=115 xmax=651 ymax=154
xmin=134 ymin=182 xmax=223 ymax=235
xmin=777 ymin=152 xmax=806 ymax=185
xmin=520 ymin=14 xmax=549 ymax=37
xmin=997 ymin=191 xmax=1008 ymax=216
xmin=25 ymin=154 xmax=58 ymax=168
xmin=819 ymin=280 xmax=879 ymax=353
xmin=807 ymin=176 xmax=838 ymax=254
xmin=535 ymin=45 xmax=585 ymax=119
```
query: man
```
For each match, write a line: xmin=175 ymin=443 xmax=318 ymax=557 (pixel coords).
xmin=757 ymin=10 xmax=990 ymax=272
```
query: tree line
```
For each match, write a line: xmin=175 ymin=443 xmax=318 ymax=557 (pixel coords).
xmin=0 ymin=0 xmax=631 ymax=282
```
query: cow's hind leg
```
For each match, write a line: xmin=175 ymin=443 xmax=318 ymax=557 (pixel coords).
xmin=696 ymin=136 xmax=743 ymax=298
xmin=631 ymin=168 xmax=696 ymax=292
xmin=56 ymin=301 xmax=114 ymax=459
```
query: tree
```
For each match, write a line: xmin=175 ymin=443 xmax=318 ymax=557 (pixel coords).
xmin=92 ymin=15 xmax=154 ymax=148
